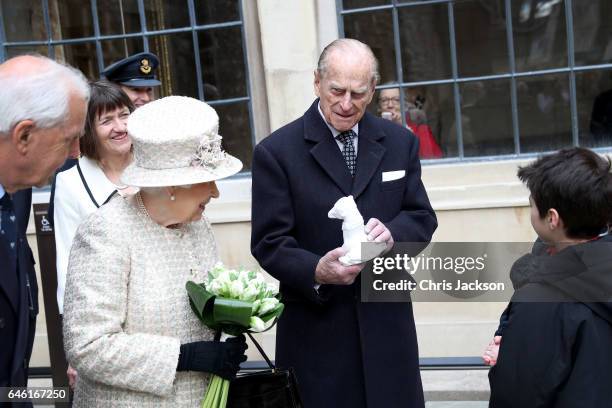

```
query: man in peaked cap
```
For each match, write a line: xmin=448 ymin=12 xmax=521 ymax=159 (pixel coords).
xmin=102 ymin=51 xmax=161 ymax=108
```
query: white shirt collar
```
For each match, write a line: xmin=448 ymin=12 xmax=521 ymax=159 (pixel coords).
xmin=317 ymin=102 xmax=359 ymax=138
xmin=0 ymin=184 xmax=5 ymax=199
xmin=78 ymin=156 xmax=123 ymax=204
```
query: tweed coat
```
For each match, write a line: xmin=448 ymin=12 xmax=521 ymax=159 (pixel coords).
xmin=0 ymin=188 xmax=38 ymax=408
xmin=251 ymin=100 xmax=438 ymax=408
xmin=63 ymin=195 xmax=216 ymax=407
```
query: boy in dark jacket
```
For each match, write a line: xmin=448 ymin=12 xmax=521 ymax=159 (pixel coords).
xmin=487 ymin=147 xmax=612 ymax=408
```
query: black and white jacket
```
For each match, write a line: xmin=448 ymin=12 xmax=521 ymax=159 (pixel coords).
xmin=53 ymin=156 xmax=118 ymax=314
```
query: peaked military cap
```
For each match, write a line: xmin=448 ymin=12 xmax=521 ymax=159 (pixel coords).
xmin=102 ymin=52 xmax=161 ymax=87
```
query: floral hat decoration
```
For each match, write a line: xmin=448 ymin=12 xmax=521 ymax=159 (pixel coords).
xmin=121 ymin=96 xmax=242 ymax=187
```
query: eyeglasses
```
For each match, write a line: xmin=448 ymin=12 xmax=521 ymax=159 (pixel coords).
xmin=379 ymin=97 xmax=400 ymax=104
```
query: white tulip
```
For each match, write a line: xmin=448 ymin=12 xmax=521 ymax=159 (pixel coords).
xmin=217 ymin=270 xmax=232 ymax=284
xmin=266 ymin=282 xmax=279 ymax=296
xmin=251 ymin=299 xmax=261 ymax=315
xmin=250 ymin=316 xmax=266 ymax=332
xmin=229 ymin=279 xmax=245 ymax=298
xmin=241 ymin=283 xmax=260 ymax=302
xmin=206 ymin=279 xmax=225 ymax=296
xmin=257 ymin=298 xmax=279 ymax=315
xmin=262 ymin=318 xmax=275 ymax=331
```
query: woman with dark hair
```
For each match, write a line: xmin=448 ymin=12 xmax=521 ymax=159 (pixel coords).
xmin=54 ymin=80 xmax=136 ymax=317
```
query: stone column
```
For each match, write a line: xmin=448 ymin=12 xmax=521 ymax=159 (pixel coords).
xmin=256 ymin=0 xmax=321 ymax=132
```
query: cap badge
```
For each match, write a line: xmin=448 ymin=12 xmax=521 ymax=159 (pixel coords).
xmin=140 ymin=59 xmax=152 ymax=74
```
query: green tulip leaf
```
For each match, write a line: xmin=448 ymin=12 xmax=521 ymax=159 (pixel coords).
xmin=186 ymin=281 xmax=213 ymax=314
xmin=186 ymin=281 xmax=219 ymax=329
xmin=187 ymin=269 xmax=284 ymax=338
xmin=213 ymin=297 xmax=253 ymax=328
xmin=260 ymin=303 xmax=284 ymax=322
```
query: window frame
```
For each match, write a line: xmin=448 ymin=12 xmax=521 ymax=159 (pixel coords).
xmin=0 ymin=0 xmax=267 ymax=175
xmin=336 ymin=0 xmax=612 ymax=163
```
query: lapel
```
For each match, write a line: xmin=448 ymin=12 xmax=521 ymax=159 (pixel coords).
xmin=11 ymin=189 xmax=33 ymax=382
xmin=79 ymin=157 xmax=118 ymax=207
xmin=304 ymin=102 xmax=387 ymax=198
xmin=0 ymin=190 xmax=28 ymax=315
xmin=305 ymin=101 xmax=353 ymax=196
xmin=0 ymin=241 xmax=18 ymax=314
xmin=351 ymin=112 xmax=386 ymax=199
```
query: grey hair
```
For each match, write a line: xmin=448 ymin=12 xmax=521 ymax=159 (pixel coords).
xmin=317 ymin=38 xmax=380 ymax=85
xmin=0 ymin=54 xmax=90 ymax=134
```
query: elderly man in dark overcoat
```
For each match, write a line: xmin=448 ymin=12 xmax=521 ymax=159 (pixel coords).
xmin=0 ymin=55 xmax=88 ymax=406
xmin=0 ymin=189 xmax=37 ymax=394
xmin=251 ymin=39 xmax=437 ymax=408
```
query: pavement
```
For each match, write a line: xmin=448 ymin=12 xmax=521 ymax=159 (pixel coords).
xmin=29 ymin=368 xmax=491 ymax=407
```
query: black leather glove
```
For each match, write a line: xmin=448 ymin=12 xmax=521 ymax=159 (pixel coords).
xmin=176 ymin=335 xmax=248 ymax=380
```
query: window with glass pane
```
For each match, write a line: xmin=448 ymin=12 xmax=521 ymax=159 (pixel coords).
xmin=149 ymin=32 xmax=199 ymax=99
xmin=572 ymin=0 xmax=612 ymax=67
xmin=576 ymin=69 xmax=612 ymax=149
xmin=343 ymin=0 xmax=390 ymax=11
xmin=398 ymin=3 xmax=452 ymax=83
xmin=194 ymin=0 xmax=240 ymax=25
xmin=97 ymin=0 xmax=141 ymax=36
xmin=454 ymin=0 xmax=508 ymax=77
xmin=53 ymin=0 xmax=95 ymax=39
xmin=101 ymin=37 xmax=143 ymax=68
xmin=518 ymin=73 xmax=571 ymax=153
xmin=461 ymin=79 xmax=514 ymax=157
xmin=339 ymin=0 xmax=612 ymax=160
xmin=512 ymin=0 xmax=568 ymax=72
xmin=0 ymin=0 xmax=255 ymax=172
xmin=369 ymin=83 xmax=455 ymax=159
xmin=1 ymin=0 xmax=47 ymax=42
xmin=198 ymin=26 xmax=247 ymax=100
xmin=344 ymin=9 xmax=395 ymax=83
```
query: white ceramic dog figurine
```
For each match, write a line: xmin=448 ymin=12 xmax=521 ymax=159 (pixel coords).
xmin=328 ymin=195 xmax=386 ymax=266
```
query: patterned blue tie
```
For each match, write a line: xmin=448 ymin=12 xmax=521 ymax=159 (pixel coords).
xmin=0 ymin=193 xmax=19 ymax=301
xmin=337 ymin=130 xmax=357 ymax=177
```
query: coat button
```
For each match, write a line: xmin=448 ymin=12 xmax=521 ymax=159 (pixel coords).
xmin=0 ymin=318 xmax=5 ymax=329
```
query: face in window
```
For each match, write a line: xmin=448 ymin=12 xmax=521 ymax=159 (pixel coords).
xmin=378 ymin=88 xmax=402 ymax=125
xmin=314 ymin=50 xmax=375 ymax=132
xmin=95 ymin=105 xmax=131 ymax=160
xmin=120 ymin=85 xmax=154 ymax=108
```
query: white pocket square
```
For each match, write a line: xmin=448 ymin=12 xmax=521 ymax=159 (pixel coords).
xmin=382 ymin=170 xmax=405 ymax=182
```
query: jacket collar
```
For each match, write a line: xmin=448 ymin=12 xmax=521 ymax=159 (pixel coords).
xmin=304 ymin=100 xmax=386 ymax=199
xmin=78 ymin=156 xmax=118 ymax=207
xmin=512 ymin=235 xmax=612 ymax=324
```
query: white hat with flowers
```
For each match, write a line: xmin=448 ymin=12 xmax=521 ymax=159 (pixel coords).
xmin=121 ymin=96 xmax=242 ymax=187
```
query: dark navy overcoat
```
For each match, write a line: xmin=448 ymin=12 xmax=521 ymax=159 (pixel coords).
xmin=251 ymin=100 xmax=437 ymax=408
xmin=0 ymin=188 xmax=38 ymax=408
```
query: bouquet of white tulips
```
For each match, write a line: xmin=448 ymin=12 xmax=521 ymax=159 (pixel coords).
xmin=186 ymin=263 xmax=284 ymax=408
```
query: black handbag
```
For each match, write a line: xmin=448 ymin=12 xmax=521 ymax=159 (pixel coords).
xmin=227 ymin=333 xmax=303 ymax=408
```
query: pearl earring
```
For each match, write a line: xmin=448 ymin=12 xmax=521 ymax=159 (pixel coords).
xmin=170 ymin=195 xmax=176 ymax=201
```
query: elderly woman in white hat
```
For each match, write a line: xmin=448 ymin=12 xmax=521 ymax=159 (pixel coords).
xmin=62 ymin=96 xmax=247 ymax=407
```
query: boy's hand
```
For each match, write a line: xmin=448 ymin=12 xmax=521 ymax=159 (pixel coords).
xmin=482 ymin=336 xmax=502 ymax=366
